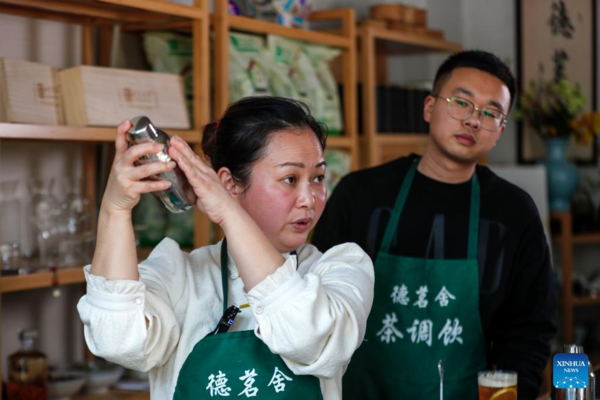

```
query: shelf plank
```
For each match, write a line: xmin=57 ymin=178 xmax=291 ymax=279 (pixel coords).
xmin=365 ymin=26 xmax=462 ymax=55
xmin=0 ymin=0 xmax=122 ymax=20
xmin=552 ymin=233 xmax=600 ymax=245
xmin=572 ymin=296 xmax=600 ymax=307
xmin=374 ymin=133 xmax=429 ymax=145
xmin=327 ymin=136 xmax=354 ymax=150
xmin=0 ymin=3 xmax=94 ymax=25
xmin=97 ymin=0 xmax=204 ymax=20
xmin=0 ymin=0 xmax=203 ymax=22
xmin=74 ymin=389 xmax=150 ymax=399
xmin=571 ymin=233 xmax=600 ymax=244
xmin=1 ymin=267 xmax=85 ymax=293
xmin=228 ymin=15 xmax=352 ymax=48
xmin=0 ymin=123 xmax=202 ymax=143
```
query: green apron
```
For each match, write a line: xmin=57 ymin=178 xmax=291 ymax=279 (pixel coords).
xmin=173 ymin=239 xmax=323 ymax=399
xmin=343 ymin=160 xmax=487 ymax=399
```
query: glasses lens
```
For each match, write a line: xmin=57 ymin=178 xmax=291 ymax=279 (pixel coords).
xmin=447 ymin=97 xmax=473 ymax=120
xmin=480 ymin=109 xmax=504 ymax=131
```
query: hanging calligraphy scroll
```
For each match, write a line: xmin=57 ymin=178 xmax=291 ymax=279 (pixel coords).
xmin=517 ymin=0 xmax=598 ymax=164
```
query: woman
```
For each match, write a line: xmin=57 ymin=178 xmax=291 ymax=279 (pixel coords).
xmin=77 ymin=97 xmax=374 ymax=399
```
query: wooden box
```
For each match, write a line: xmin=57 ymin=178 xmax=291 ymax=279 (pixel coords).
xmin=387 ymin=22 xmax=444 ymax=40
xmin=0 ymin=58 xmax=64 ymax=125
xmin=402 ymin=6 xmax=427 ymax=27
xmin=359 ymin=19 xmax=388 ymax=29
xmin=370 ymin=4 xmax=404 ymax=22
xmin=59 ymin=66 xmax=190 ymax=129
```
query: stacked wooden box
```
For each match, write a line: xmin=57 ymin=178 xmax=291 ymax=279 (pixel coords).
xmin=59 ymin=66 xmax=190 ymax=129
xmin=361 ymin=3 xmax=445 ymax=40
xmin=0 ymin=58 xmax=64 ymax=125
xmin=0 ymin=58 xmax=190 ymax=129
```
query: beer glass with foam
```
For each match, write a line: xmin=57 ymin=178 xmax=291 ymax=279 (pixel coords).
xmin=478 ymin=370 xmax=517 ymax=400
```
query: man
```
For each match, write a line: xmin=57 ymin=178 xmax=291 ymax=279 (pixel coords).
xmin=312 ymin=50 xmax=556 ymax=399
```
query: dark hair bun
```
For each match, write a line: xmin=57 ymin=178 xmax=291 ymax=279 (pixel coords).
xmin=201 ymin=121 xmax=219 ymax=161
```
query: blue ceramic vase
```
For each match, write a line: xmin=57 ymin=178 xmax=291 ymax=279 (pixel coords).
xmin=545 ymin=138 xmax=579 ymax=211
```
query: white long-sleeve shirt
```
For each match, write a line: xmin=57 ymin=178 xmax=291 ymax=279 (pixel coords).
xmin=77 ymin=238 xmax=374 ymax=399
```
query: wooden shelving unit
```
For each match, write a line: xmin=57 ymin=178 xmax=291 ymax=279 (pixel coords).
xmin=1 ymin=267 xmax=84 ymax=293
xmin=551 ymin=212 xmax=600 ymax=362
xmin=0 ymin=124 xmax=202 ymax=143
xmin=212 ymin=0 xmax=358 ymax=170
xmin=358 ymin=25 xmax=462 ymax=167
xmin=74 ymin=389 xmax=149 ymax=399
xmin=0 ymin=0 xmax=211 ymax=396
xmin=0 ymin=0 xmax=211 ymax=248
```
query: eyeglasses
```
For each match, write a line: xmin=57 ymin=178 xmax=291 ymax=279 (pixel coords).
xmin=433 ymin=95 xmax=508 ymax=131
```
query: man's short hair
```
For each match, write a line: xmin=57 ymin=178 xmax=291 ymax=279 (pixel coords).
xmin=433 ymin=50 xmax=516 ymax=111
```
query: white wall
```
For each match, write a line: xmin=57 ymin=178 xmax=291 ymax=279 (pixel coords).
xmin=460 ymin=0 xmax=517 ymax=164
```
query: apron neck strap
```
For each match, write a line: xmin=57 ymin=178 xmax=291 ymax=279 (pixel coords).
xmin=467 ymin=174 xmax=480 ymax=260
xmin=221 ymin=238 xmax=229 ymax=314
xmin=380 ymin=159 xmax=480 ymax=259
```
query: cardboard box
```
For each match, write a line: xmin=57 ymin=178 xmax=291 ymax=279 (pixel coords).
xmin=0 ymin=58 xmax=64 ymax=125
xmin=59 ymin=65 xmax=190 ymax=129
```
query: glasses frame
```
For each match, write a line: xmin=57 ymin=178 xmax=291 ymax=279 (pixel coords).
xmin=433 ymin=95 xmax=508 ymax=131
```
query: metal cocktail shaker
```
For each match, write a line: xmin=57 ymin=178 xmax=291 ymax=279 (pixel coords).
xmin=555 ymin=344 xmax=596 ymax=400
xmin=126 ymin=116 xmax=194 ymax=213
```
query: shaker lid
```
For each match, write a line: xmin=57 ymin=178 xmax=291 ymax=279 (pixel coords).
xmin=562 ymin=344 xmax=584 ymax=353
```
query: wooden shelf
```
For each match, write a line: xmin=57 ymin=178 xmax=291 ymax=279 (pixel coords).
xmin=0 ymin=123 xmax=202 ymax=143
xmin=374 ymin=133 xmax=428 ymax=145
xmin=358 ymin=25 xmax=461 ymax=167
xmin=74 ymin=389 xmax=149 ymax=399
xmin=1 ymin=267 xmax=85 ymax=293
xmin=553 ymin=232 xmax=600 ymax=245
xmin=365 ymin=26 xmax=463 ymax=55
xmin=359 ymin=134 xmax=429 ymax=166
xmin=572 ymin=296 xmax=600 ymax=307
xmin=227 ymin=15 xmax=352 ymax=48
xmin=212 ymin=3 xmax=358 ymax=171
xmin=327 ymin=136 xmax=355 ymax=151
xmin=0 ymin=0 xmax=206 ymax=23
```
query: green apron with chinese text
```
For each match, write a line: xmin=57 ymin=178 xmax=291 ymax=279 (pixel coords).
xmin=343 ymin=160 xmax=487 ymax=399
xmin=173 ymin=239 xmax=323 ymax=399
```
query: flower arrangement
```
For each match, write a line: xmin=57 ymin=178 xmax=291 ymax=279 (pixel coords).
xmin=516 ymin=78 xmax=600 ymax=145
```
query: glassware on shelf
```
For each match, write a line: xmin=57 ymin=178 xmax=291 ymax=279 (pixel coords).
xmin=56 ymin=177 xmax=93 ymax=266
xmin=0 ymin=242 xmax=21 ymax=275
xmin=28 ymin=178 xmax=62 ymax=267
xmin=0 ymin=180 xmax=22 ymax=247
xmin=7 ymin=329 xmax=48 ymax=400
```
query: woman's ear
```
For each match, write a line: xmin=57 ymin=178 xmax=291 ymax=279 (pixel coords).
xmin=218 ymin=167 xmax=240 ymax=196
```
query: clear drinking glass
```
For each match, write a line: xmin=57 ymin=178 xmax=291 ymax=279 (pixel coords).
xmin=28 ymin=178 xmax=61 ymax=267
xmin=478 ymin=370 xmax=517 ymax=400
xmin=0 ymin=180 xmax=22 ymax=246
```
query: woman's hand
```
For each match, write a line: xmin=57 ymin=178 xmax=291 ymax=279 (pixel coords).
xmin=168 ymin=136 xmax=236 ymax=225
xmin=101 ymin=120 xmax=176 ymax=217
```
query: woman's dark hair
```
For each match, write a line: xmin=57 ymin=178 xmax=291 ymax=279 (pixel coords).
xmin=433 ymin=50 xmax=516 ymax=111
xmin=201 ymin=96 xmax=327 ymax=189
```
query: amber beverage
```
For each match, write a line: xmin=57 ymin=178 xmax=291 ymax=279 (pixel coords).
xmin=7 ymin=329 xmax=47 ymax=400
xmin=478 ymin=370 xmax=517 ymax=400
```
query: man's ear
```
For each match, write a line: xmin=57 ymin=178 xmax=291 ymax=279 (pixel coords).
xmin=218 ymin=167 xmax=241 ymax=196
xmin=423 ymin=95 xmax=436 ymax=123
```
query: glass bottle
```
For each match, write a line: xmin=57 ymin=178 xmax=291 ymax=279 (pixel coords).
xmin=7 ymin=329 xmax=47 ymax=400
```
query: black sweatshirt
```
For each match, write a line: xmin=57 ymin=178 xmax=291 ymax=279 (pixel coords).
xmin=312 ymin=155 xmax=557 ymax=400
